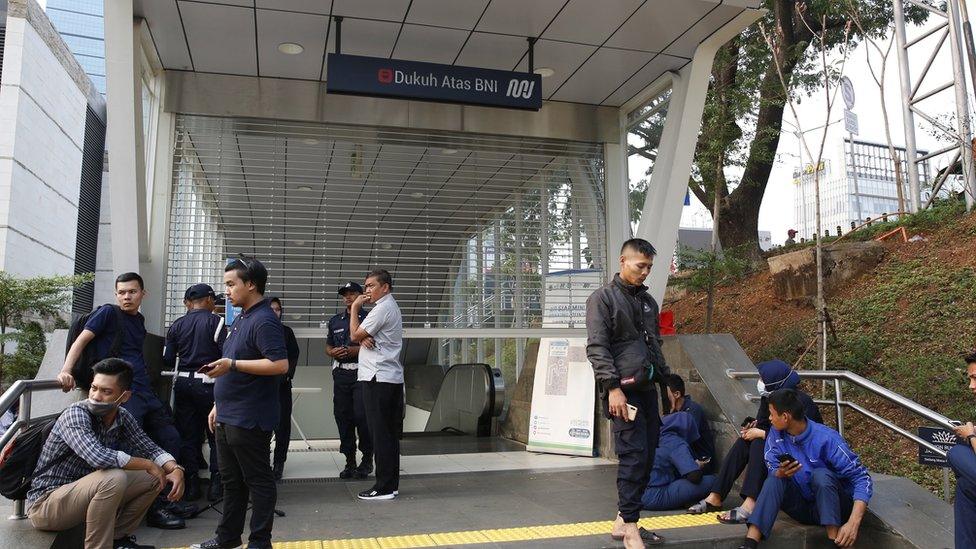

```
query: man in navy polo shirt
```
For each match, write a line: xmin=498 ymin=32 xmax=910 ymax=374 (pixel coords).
xmin=191 ymin=256 xmax=288 ymax=549
xmin=58 ymin=272 xmax=187 ymax=529
xmin=164 ymin=283 xmax=226 ymax=502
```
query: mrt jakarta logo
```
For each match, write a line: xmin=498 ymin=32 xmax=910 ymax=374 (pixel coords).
xmin=378 ymin=68 xmax=393 ymax=84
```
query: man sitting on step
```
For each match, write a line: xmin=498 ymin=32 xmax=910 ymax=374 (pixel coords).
xmin=27 ymin=359 xmax=185 ymax=549
xmin=948 ymin=351 xmax=976 ymax=548
xmin=737 ymin=388 xmax=872 ymax=549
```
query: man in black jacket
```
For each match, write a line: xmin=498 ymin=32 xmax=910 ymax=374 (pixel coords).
xmin=586 ymin=238 xmax=671 ymax=548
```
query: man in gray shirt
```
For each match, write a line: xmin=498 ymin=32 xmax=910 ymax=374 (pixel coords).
xmin=349 ymin=269 xmax=403 ymax=500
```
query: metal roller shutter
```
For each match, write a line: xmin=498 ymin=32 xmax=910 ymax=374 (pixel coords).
xmin=166 ymin=115 xmax=607 ymax=332
xmin=71 ymin=107 xmax=106 ymax=318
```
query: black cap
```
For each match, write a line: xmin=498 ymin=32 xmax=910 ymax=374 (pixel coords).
xmin=184 ymin=283 xmax=216 ymax=301
xmin=337 ymin=281 xmax=364 ymax=295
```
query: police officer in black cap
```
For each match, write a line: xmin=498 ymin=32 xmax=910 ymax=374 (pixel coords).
xmin=326 ymin=282 xmax=373 ymax=479
xmin=164 ymin=283 xmax=227 ymax=502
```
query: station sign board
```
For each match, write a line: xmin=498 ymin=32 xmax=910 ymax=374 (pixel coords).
xmin=918 ymin=426 xmax=962 ymax=467
xmin=326 ymin=53 xmax=543 ymax=110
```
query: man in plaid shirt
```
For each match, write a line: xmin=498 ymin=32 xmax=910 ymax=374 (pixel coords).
xmin=27 ymin=359 xmax=185 ymax=549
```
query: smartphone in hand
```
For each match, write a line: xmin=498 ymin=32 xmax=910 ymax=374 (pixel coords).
xmin=777 ymin=453 xmax=796 ymax=464
xmin=197 ymin=363 xmax=216 ymax=375
xmin=626 ymin=403 xmax=638 ymax=421
xmin=741 ymin=416 xmax=756 ymax=428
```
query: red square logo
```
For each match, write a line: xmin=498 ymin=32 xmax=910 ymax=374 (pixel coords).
xmin=378 ymin=68 xmax=393 ymax=84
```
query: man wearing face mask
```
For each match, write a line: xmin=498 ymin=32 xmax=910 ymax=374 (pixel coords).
xmin=586 ymin=238 xmax=672 ymax=548
xmin=27 ymin=359 xmax=185 ymax=549
xmin=688 ymin=359 xmax=822 ymax=525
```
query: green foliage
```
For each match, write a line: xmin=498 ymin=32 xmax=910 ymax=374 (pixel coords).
xmin=753 ymin=324 xmax=810 ymax=366
xmin=0 ymin=271 xmax=93 ymax=384
xmin=671 ymin=244 xmax=754 ymax=293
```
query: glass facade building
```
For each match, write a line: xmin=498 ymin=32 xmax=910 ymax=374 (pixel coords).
xmin=44 ymin=0 xmax=105 ymax=94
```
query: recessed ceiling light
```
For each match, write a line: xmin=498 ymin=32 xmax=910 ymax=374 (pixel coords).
xmin=278 ymin=42 xmax=304 ymax=55
xmin=410 ymin=192 xmax=424 ymax=198
xmin=534 ymin=67 xmax=555 ymax=78
xmin=297 ymin=185 xmax=312 ymax=191
xmin=441 ymin=148 xmax=458 ymax=155
xmin=302 ymin=138 xmax=319 ymax=145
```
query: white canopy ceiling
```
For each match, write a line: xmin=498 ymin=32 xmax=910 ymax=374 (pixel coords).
xmin=135 ymin=0 xmax=760 ymax=107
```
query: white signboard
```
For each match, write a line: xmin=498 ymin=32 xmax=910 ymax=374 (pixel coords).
xmin=844 ymin=109 xmax=859 ymax=135
xmin=841 ymin=76 xmax=855 ymax=109
xmin=527 ymin=269 xmax=602 ymax=456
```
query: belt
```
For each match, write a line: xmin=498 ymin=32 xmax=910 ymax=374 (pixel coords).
xmin=333 ymin=362 xmax=359 ymax=371
xmin=176 ymin=371 xmax=214 ymax=382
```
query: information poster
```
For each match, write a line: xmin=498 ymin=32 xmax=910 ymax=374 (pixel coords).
xmin=527 ymin=269 xmax=602 ymax=456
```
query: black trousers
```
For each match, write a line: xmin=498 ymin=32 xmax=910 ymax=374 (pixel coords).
xmin=272 ymin=378 xmax=293 ymax=468
xmin=172 ymin=376 xmax=217 ymax=476
xmin=610 ymin=388 xmax=660 ymax=523
xmin=215 ymin=423 xmax=276 ymax=548
xmin=362 ymin=379 xmax=404 ymax=493
xmin=333 ymin=368 xmax=372 ymax=462
xmin=709 ymin=436 xmax=767 ymax=501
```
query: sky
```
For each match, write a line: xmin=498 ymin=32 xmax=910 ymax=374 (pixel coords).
xmin=676 ymin=3 xmax=974 ymax=245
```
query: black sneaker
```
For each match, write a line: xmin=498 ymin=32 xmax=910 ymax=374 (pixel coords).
xmin=113 ymin=535 xmax=155 ymax=549
xmin=146 ymin=503 xmax=185 ymax=530
xmin=207 ymin=473 xmax=223 ymax=502
xmin=355 ymin=459 xmax=373 ymax=479
xmin=189 ymin=537 xmax=242 ymax=549
xmin=358 ymin=488 xmax=396 ymax=501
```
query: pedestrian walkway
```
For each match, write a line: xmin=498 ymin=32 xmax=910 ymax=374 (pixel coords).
xmin=140 ymin=466 xmax=856 ymax=549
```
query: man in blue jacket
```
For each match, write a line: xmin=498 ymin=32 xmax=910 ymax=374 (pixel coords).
xmin=948 ymin=351 xmax=976 ymax=548
xmin=739 ymin=388 xmax=872 ymax=549
xmin=641 ymin=412 xmax=714 ymax=511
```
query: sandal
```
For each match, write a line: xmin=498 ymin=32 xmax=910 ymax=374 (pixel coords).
xmin=610 ymin=526 xmax=665 ymax=545
xmin=717 ymin=506 xmax=752 ymax=525
xmin=687 ymin=498 xmax=722 ymax=514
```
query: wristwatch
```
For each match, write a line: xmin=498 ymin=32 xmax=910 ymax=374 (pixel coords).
xmin=230 ymin=359 xmax=238 ymax=372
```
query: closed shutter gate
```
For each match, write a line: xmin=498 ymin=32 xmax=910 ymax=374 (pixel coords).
xmin=166 ymin=115 xmax=607 ymax=334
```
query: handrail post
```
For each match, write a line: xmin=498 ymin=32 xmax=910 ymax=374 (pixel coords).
xmin=10 ymin=391 xmax=32 ymax=520
xmin=834 ymin=378 xmax=844 ymax=437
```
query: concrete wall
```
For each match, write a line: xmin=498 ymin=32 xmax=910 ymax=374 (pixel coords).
xmin=0 ymin=0 xmax=104 ymax=278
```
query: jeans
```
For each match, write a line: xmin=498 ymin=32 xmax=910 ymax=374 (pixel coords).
xmin=948 ymin=444 xmax=976 ymax=549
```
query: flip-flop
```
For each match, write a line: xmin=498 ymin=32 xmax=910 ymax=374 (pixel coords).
xmin=716 ymin=506 xmax=752 ymax=525
xmin=611 ymin=527 xmax=665 ymax=545
xmin=687 ymin=498 xmax=722 ymax=514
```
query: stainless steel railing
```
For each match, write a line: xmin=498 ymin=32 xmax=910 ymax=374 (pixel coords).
xmin=0 ymin=378 xmax=68 ymax=519
xmin=727 ymin=369 xmax=957 ymax=458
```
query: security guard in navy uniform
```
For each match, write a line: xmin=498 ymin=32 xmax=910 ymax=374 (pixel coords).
xmin=270 ymin=297 xmax=301 ymax=481
xmin=326 ymin=282 xmax=373 ymax=479
xmin=164 ymin=283 xmax=227 ymax=503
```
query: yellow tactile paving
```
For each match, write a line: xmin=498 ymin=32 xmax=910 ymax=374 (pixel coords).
xmin=167 ymin=512 xmax=722 ymax=549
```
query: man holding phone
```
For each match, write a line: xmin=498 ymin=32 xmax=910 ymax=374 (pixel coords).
xmin=738 ymin=388 xmax=872 ymax=549
xmin=326 ymin=282 xmax=372 ymax=480
xmin=190 ymin=256 xmax=288 ymax=549
xmin=586 ymin=238 xmax=671 ymax=548
xmin=947 ymin=351 xmax=976 ymax=548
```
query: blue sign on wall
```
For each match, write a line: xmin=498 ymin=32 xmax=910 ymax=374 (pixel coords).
xmin=326 ymin=54 xmax=543 ymax=111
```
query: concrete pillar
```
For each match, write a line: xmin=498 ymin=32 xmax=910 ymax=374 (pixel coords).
xmin=635 ymin=9 xmax=761 ymax=304
xmin=104 ymin=0 xmax=148 ymax=275
xmin=603 ymin=141 xmax=629 ymax=275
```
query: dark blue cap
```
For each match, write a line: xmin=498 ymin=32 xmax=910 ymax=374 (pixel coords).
xmin=338 ymin=281 xmax=364 ymax=295
xmin=184 ymin=283 xmax=216 ymax=301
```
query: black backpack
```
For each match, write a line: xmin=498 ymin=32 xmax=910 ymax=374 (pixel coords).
xmin=0 ymin=414 xmax=64 ymax=500
xmin=66 ymin=304 xmax=124 ymax=391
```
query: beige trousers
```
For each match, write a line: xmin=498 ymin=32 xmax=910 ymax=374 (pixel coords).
xmin=28 ymin=469 xmax=160 ymax=549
